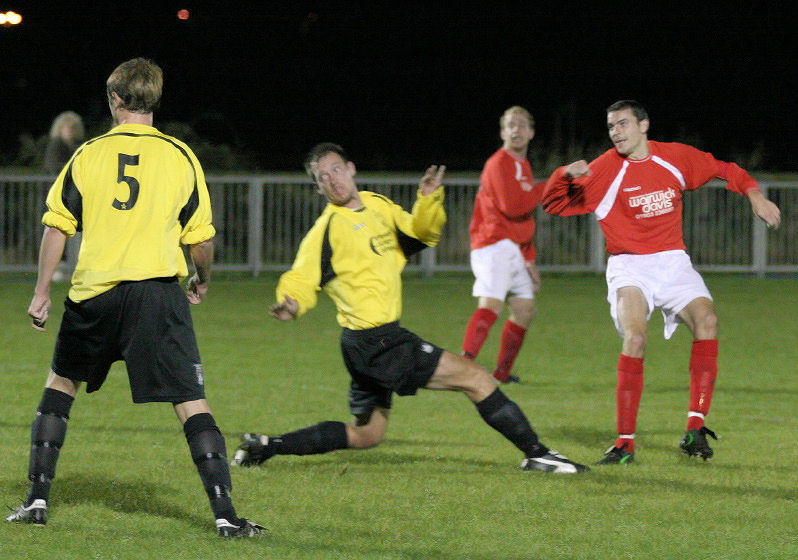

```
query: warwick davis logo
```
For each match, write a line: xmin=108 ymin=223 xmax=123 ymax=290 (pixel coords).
xmin=628 ymin=187 xmax=677 ymax=219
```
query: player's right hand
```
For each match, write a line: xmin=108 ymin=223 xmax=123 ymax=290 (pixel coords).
xmin=186 ymin=274 xmax=209 ymax=304
xmin=28 ymin=293 xmax=51 ymax=331
xmin=564 ymin=160 xmax=591 ymax=179
xmin=269 ymin=294 xmax=299 ymax=320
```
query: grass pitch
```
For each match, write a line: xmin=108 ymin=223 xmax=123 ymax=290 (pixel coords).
xmin=1 ymin=273 xmax=796 ymax=559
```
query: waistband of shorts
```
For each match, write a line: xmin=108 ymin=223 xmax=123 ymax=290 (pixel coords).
xmin=118 ymin=276 xmax=178 ymax=286
xmin=341 ymin=321 xmax=399 ymax=339
xmin=608 ymin=249 xmax=687 ymax=260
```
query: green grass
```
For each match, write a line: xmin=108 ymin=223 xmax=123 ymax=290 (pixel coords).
xmin=1 ymin=273 xmax=796 ymax=559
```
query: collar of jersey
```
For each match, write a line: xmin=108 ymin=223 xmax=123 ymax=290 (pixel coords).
xmin=110 ymin=123 xmax=158 ymax=133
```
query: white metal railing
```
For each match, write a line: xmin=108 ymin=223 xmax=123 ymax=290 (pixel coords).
xmin=1 ymin=174 xmax=795 ymax=277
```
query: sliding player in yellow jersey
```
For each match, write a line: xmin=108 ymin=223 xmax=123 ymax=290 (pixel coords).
xmin=233 ymin=143 xmax=588 ymax=474
xmin=6 ymin=58 xmax=262 ymax=537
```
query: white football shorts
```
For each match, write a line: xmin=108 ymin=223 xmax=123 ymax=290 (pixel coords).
xmin=470 ymin=239 xmax=534 ymax=300
xmin=606 ymin=249 xmax=712 ymax=340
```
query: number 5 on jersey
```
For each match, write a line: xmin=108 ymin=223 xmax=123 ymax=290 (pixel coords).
xmin=114 ymin=153 xmax=140 ymax=210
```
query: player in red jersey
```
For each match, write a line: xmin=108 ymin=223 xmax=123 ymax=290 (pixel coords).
xmin=461 ymin=106 xmax=544 ymax=383
xmin=543 ymin=100 xmax=781 ymax=464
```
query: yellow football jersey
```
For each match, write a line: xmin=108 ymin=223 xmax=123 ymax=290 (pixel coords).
xmin=276 ymin=189 xmax=445 ymax=329
xmin=43 ymin=123 xmax=215 ymax=302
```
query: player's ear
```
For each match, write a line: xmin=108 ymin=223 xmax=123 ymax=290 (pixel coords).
xmin=347 ymin=161 xmax=357 ymax=176
xmin=640 ymin=119 xmax=650 ymax=135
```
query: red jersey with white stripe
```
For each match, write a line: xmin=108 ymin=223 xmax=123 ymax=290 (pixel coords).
xmin=469 ymin=148 xmax=543 ymax=260
xmin=542 ymin=141 xmax=759 ymax=255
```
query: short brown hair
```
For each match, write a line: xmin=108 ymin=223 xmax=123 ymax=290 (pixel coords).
xmin=500 ymin=106 xmax=534 ymax=129
xmin=303 ymin=142 xmax=349 ymax=178
xmin=106 ymin=58 xmax=163 ymax=113
xmin=606 ymin=100 xmax=649 ymax=123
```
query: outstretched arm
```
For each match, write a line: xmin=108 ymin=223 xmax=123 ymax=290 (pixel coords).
xmin=28 ymin=226 xmax=68 ymax=331
xmin=541 ymin=160 xmax=593 ymax=216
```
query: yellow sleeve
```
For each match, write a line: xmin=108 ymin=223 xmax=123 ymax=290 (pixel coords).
xmin=393 ymin=187 xmax=446 ymax=247
xmin=41 ymin=151 xmax=82 ymax=236
xmin=274 ymin=211 xmax=333 ymax=317
xmin=179 ymin=147 xmax=216 ymax=245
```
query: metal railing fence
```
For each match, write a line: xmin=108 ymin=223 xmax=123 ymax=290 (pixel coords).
xmin=1 ymin=174 xmax=795 ymax=277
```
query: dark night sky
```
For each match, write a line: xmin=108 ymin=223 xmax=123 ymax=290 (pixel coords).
xmin=2 ymin=2 xmax=796 ymax=171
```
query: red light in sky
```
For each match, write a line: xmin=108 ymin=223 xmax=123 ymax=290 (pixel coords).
xmin=177 ymin=9 xmax=190 ymax=21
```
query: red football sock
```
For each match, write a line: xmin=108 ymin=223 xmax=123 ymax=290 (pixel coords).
xmin=493 ymin=320 xmax=527 ymax=381
xmin=461 ymin=308 xmax=498 ymax=360
xmin=687 ymin=339 xmax=718 ymax=431
xmin=615 ymin=354 xmax=644 ymax=453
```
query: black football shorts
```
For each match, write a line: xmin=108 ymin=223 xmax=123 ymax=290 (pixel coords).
xmin=51 ymin=277 xmax=206 ymax=403
xmin=341 ymin=321 xmax=443 ymax=415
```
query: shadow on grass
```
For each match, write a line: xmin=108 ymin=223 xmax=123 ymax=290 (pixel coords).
xmin=268 ymin=522 xmax=523 ymax=560
xmin=1 ymin=474 xmax=209 ymax=530
xmin=255 ymin=448 xmax=508 ymax=471
xmin=585 ymin=470 xmax=798 ymax=502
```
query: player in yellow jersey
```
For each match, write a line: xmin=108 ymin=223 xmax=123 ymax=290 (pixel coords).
xmin=232 ymin=143 xmax=588 ymax=474
xmin=6 ymin=58 xmax=263 ymax=537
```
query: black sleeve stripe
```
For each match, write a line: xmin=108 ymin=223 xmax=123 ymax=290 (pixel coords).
xmin=320 ymin=214 xmax=336 ymax=287
xmin=369 ymin=192 xmax=392 ymax=204
xmin=90 ymin=132 xmax=200 ymax=228
xmin=179 ymin=186 xmax=200 ymax=229
xmin=61 ymin=159 xmax=83 ymax=232
xmin=396 ymin=229 xmax=428 ymax=257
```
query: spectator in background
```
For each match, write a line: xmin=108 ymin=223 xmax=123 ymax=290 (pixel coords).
xmin=43 ymin=111 xmax=85 ymax=281
xmin=44 ymin=111 xmax=85 ymax=174
xmin=461 ymin=106 xmax=544 ymax=384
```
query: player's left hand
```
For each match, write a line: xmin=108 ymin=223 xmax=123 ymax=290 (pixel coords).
xmin=419 ymin=165 xmax=446 ymax=195
xmin=525 ymin=260 xmax=541 ymax=292
xmin=186 ymin=274 xmax=209 ymax=304
xmin=28 ymin=292 xmax=51 ymax=331
xmin=749 ymin=192 xmax=781 ymax=229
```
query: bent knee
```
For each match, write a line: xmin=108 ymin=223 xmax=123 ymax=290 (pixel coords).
xmin=622 ymin=330 xmax=647 ymax=356
xmin=348 ymin=431 xmax=383 ymax=449
xmin=346 ymin=423 xmax=385 ymax=449
xmin=696 ymin=311 xmax=718 ymax=338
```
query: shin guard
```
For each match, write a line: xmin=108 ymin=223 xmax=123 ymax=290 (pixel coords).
xmin=27 ymin=388 xmax=74 ymax=504
xmin=183 ymin=413 xmax=236 ymax=522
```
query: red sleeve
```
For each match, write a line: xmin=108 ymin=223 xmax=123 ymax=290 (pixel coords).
xmin=542 ymin=166 xmax=586 ymax=216
xmin=715 ymin=160 xmax=759 ymax=194
xmin=672 ymin=143 xmax=758 ymax=195
xmin=542 ymin=151 xmax=618 ymax=216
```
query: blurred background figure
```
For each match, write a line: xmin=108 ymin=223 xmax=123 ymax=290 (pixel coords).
xmin=43 ymin=111 xmax=85 ymax=280
xmin=44 ymin=111 xmax=85 ymax=174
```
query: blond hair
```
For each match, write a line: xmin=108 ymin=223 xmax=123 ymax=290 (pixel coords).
xmin=106 ymin=58 xmax=163 ymax=113
xmin=49 ymin=111 xmax=85 ymax=141
xmin=500 ymin=106 xmax=534 ymax=129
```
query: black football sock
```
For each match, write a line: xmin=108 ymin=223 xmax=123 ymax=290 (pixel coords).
xmin=272 ymin=421 xmax=348 ymax=455
xmin=183 ymin=413 xmax=238 ymax=523
xmin=26 ymin=388 xmax=74 ymax=506
xmin=475 ymin=388 xmax=548 ymax=458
